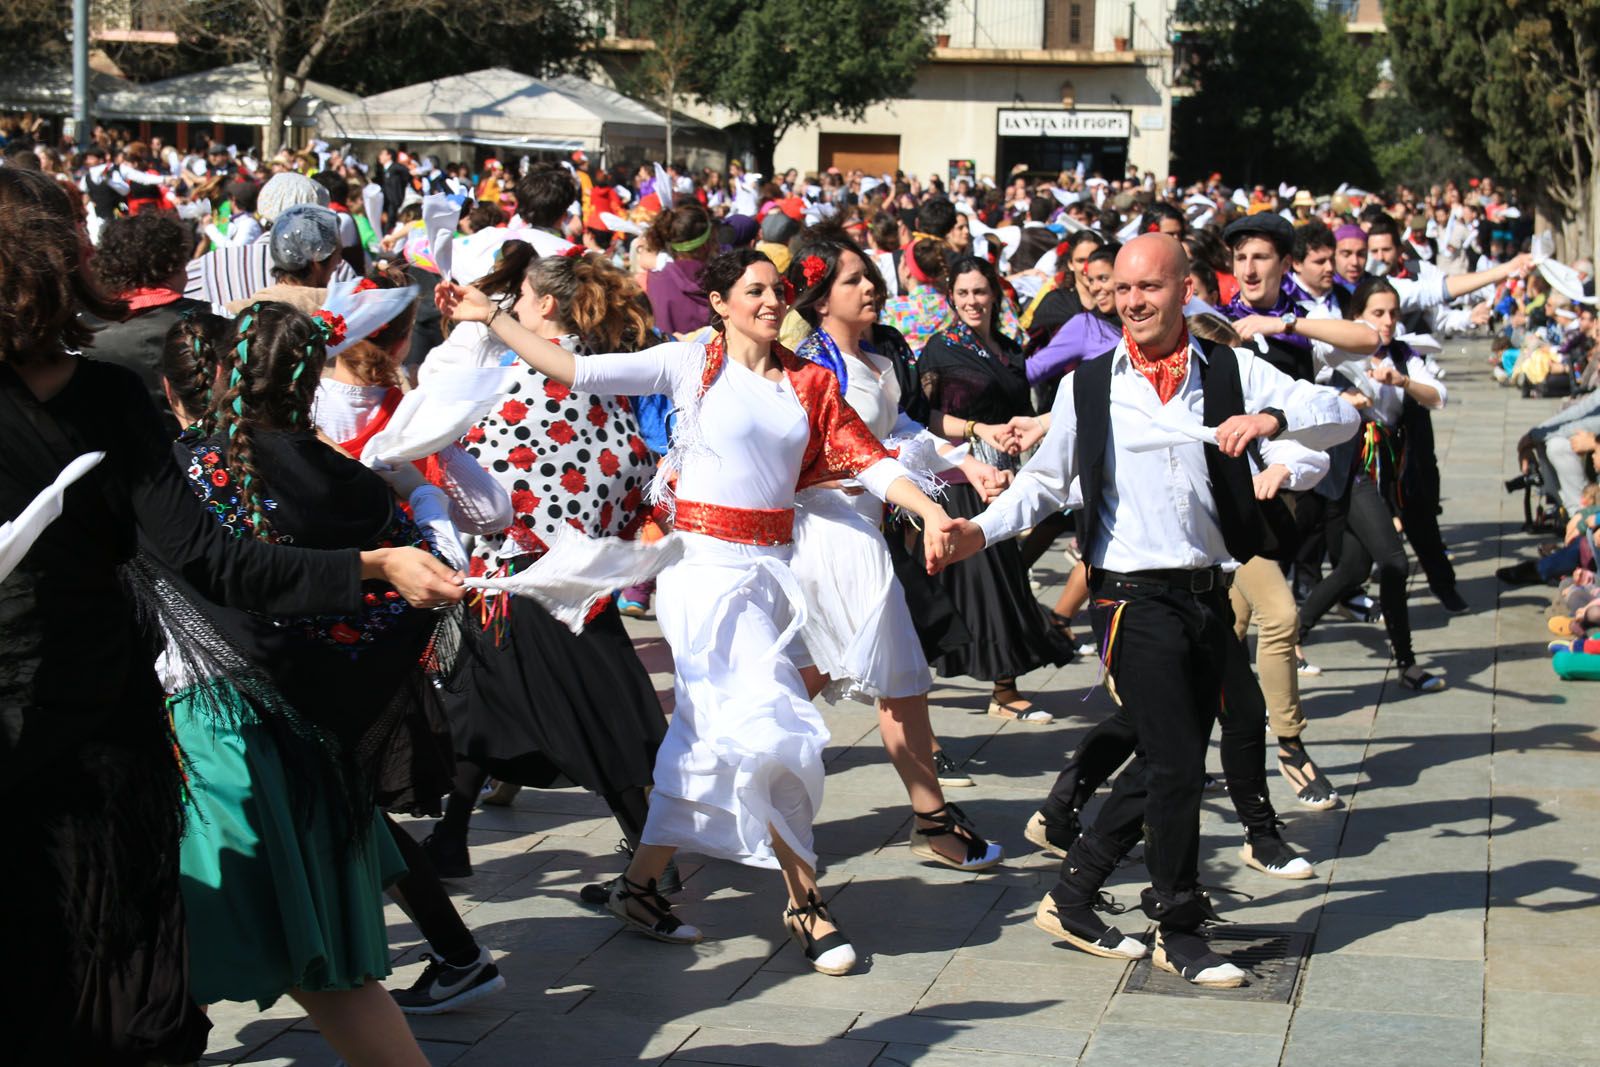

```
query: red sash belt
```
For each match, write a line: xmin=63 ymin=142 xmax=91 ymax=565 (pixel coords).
xmin=672 ymin=499 xmax=794 ymax=546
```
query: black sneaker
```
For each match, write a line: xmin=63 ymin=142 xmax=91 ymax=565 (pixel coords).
xmin=422 ymin=827 xmax=472 ymax=880
xmin=1436 ymin=588 xmax=1471 ymax=614
xmin=934 ymin=750 xmax=975 ymax=788
xmin=391 ymin=948 xmax=506 ymax=1015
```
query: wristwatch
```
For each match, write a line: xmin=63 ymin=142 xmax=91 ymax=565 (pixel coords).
xmin=1279 ymin=312 xmax=1298 ymax=333
xmin=1261 ymin=407 xmax=1288 ymax=438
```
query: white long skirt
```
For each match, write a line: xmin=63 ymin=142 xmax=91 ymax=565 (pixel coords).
xmin=642 ymin=533 xmax=829 ymax=870
xmin=789 ymin=487 xmax=933 ymax=705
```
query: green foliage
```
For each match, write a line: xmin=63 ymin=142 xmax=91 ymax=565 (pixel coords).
xmin=1384 ymin=0 xmax=1596 ymax=203
xmin=1172 ymin=0 xmax=1380 ymax=189
xmin=646 ymin=0 xmax=945 ymax=172
xmin=312 ymin=2 xmax=599 ymax=97
xmin=1359 ymin=90 xmax=1477 ymax=192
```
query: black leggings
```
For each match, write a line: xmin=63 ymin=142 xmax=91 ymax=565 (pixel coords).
xmin=383 ymin=813 xmax=478 ymax=965
xmin=440 ymin=759 xmax=651 ymax=847
xmin=1299 ymin=479 xmax=1415 ymax=668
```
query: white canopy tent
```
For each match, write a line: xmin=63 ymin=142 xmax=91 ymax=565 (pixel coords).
xmin=96 ymin=63 xmax=358 ymax=129
xmin=318 ymin=68 xmax=711 ymax=164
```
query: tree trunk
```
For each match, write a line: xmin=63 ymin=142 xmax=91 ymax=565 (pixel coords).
xmin=265 ymin=66 xmax=285 ymax=157
xmin=664 ymin=72 xmax=675 ymax=166
xmin=752 ymin=123 xmax=778 ymax=181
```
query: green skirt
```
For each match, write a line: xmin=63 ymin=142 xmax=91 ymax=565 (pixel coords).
xmin=173 ymin=684 xmax=406 ymax=1009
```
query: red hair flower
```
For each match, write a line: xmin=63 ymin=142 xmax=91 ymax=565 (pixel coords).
xmin=311 ymin=310 xmax=347 ymax=347
xmin=558 ymin=245 xmax=584 ymax=259
xmin=801 ymin=254 xmax=827 ymax=289
xmin=352 ymin=278 xmax=380 ymax=293
xmin=782 ymin=277 xmax=796 ymax=304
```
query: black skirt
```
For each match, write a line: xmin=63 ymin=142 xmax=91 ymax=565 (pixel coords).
xmin=6 ymin=717 xmax=211 ymax=1067
xmin=456 ymin=590 xmax=665 ymax=797
xmin=905 ymin=482 xmax=1073 ymax=682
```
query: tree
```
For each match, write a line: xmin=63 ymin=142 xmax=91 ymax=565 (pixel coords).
xmin=174 ymin=0 xmax=596 ymax=155
xmin=1171 ymin=0 xmax=1380 ymax=189
xmin=687 ymin=0 xmax=946 ymax=175
xmin=611 ymin=0 xmax=705 ymax=165
xmin=313 ymin=3 xmax=597 ymax=98
xmin=1385 ymin=0 xmax=1600 ymax=270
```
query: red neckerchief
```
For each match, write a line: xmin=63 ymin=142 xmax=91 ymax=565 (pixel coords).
xmin=1123 ymin=324 xmax=1191 ymax=405
xmin=338 ymin=385 xmax=447 ymax=485
xmin=122 ymin=287 xmax=185 ymax=312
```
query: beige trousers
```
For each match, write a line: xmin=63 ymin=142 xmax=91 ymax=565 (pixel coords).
xmin=1229 ymin=555 xmax=1305 ymax=740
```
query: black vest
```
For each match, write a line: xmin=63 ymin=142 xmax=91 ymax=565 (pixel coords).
xmin=1073 ymin=340 xmax=1263 ymax=568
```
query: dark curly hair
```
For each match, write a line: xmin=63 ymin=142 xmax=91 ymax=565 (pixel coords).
xmin=160 ymin=311 xmax=231 ymax=426
xmin=0 ymin=167 xmax=125 ymax=365
xmin=207 ymin=301 xmax=330 ymax=536
xmin=95 ymin=212 xmax=194 ymax=296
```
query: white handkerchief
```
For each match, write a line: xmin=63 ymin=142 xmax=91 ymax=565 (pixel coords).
xmin=421 ymin=194 xmax=458 ymax=281
xmin=361 ymin=367 xmax=517 ymax=469
xmin=1123 ymin=406 xmax=1218 ymax=453
xmin=466 ymin=527 xmax=685 ymax=633
xmin=0 ymin=452 xmax=105 ymax=583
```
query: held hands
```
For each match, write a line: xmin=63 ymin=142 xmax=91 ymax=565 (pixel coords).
xmin=364 ymin=547 xmax=466 ymax=609
xmin=1007 ymin=414 xmax=1048 ymax=453
xmin=974 ymin=421 xmax=1023 ymax=456
xmin=1253 ymin=464 xmax=1292 ymax=500
xmin=1341 ymin=390 xmax=1372 ymax=410
xmin=925 ymin=516 xmax=987 ymax=574
xmin=434 ymin=281 xmax=496 ymax=325
xmin=1569 ymin=429 xmax=1596 ymax=454
xmin=1470 ymin=301 xmax=1493 ymax=326
xmin=1212 ymin=413 xmax=1280 ymax=458
xmin=961 ymin=458 xmax=1012 ymax=502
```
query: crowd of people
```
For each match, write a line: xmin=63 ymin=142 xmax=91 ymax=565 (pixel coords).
xmin=3 ymin=121 xmax=1598 ymax=1064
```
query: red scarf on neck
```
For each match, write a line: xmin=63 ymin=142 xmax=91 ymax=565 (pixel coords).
xmin=1123 ymin=324 xmax=1191 ymax=405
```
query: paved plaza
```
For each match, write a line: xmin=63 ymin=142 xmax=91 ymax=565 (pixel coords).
xmin=203 ymin=343 xmax=1600 ymax=1066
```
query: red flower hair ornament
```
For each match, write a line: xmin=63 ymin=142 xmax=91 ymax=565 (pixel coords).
xmin=310 ymin=310 xmax=348 ymax=348
xmin=801 ymin=254 xmax=828 ymax=290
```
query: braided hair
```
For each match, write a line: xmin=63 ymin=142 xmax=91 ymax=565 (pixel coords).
xmin=208 ymin=301 xmax=331 ymax=537
xmin=160 ymin=311 xmax=231 ymax=427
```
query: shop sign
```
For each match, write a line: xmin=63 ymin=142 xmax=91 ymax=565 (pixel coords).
xmin=997 ymin=109 xmax=1130 ymax=139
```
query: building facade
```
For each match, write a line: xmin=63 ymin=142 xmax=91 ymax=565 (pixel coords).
xmin=775 ymin=0 xmax=1175 ymax=183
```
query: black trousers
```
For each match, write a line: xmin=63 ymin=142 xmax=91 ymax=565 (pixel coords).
xmin=1400 ymin=493 xmax=1456 ymax=598
xmin=1055 ymin=575 xmax=1265 ymax=898
xmin=1300 ymin=479 xmax=1415 ymax=667
xmin=1040 ymin=584 xmax=1275 ymax=849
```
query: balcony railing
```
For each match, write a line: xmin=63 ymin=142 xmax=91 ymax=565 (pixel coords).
xmin=938 ymin=0 xmax=1171 ymax=53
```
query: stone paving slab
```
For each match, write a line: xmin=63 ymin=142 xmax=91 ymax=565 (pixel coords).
xmin=199 ymin=344 xmax=1600 ymax=1064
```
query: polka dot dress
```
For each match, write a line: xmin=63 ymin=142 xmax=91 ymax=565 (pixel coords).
xmin=464 ymin=336 xmax=656 ymax=571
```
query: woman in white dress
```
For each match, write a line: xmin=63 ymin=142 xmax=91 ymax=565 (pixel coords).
xmin=784 ymin=236 xmax=1004 ymax=873
xmin=435 ymin=249 xmax=954 ymax=977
